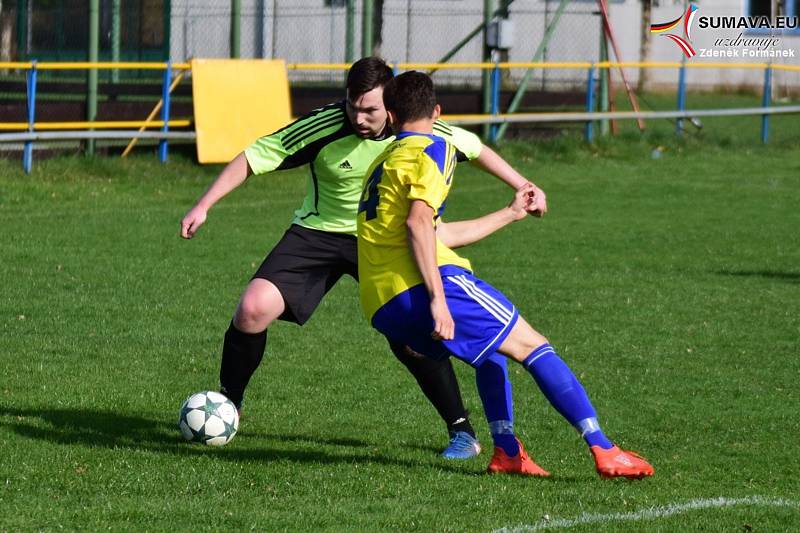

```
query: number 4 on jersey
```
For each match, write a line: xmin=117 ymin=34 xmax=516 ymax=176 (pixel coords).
xmin=358 ymin=163 xmax=383 ymax=221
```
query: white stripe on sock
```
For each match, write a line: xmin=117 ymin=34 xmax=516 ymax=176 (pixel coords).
xmin=524 ymin=347 xmax=555 ymax=369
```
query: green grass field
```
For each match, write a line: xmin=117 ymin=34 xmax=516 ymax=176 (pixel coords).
xmin=1 ymin=129 xmax=799 ymax=531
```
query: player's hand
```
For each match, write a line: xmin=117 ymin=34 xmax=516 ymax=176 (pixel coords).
xmin=430 ymin=296 xmax=455 ymax=341
xmin=508 ymin=183 xmax=536 ymax=221
xmin=529 ymin=185 xmax=547 ymax=218
xmin=180 ymin=206 xmax=208 ymax=239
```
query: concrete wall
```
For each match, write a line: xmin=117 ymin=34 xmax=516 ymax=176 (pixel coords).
xmin=168 ymin=0 xmax=800 ymax=92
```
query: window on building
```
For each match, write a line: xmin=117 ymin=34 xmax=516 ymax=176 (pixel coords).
xmin=745 ymin=0 xmax=800 ymax=34
xmin=747 ymin=0 xmax=772 ymax=18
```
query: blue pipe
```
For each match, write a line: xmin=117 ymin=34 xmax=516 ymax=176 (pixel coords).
xmin=676 ymin=63 xmax=687 ymax=136
xmin=24 ymin=61 xmax=37 ymax=174
xmin=585 ymin=64 xmax=596 ymax=142
xmin=761 ymin=65 xmax=771 ymax=144
xmin=489 ymin=62 xmax=500 ymax=143
xmin=159 ymin=62 xmax=172 ymax=163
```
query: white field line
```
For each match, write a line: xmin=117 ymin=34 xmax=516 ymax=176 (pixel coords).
xmin=494 ymin=496 xmax=800 ymax=532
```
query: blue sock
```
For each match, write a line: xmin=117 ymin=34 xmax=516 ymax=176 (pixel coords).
xmin=523 ymin=344 xmax=613 ymax=450
xmin=476 ymin=354 xmax=519 ymax=456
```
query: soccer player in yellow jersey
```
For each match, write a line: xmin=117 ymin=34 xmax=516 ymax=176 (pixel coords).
xmin=357 ymin=71 xmax=654 ymax=478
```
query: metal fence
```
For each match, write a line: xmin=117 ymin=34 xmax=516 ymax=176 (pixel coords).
xmin=0 ymin=0 xmax=604 ymax=138
xmin=3 ymin=59 xmax=800 ymax=172
xmin=2 ymin=0 xmax=602 ymax=88
xmin=170 ymin=0 xmax=601 ymax=88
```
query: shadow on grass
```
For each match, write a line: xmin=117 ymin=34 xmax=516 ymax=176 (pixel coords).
xmin=402 ymin=442 xmax=443 ymax=455
xmin=0 ymin=406 xmax=475 ymax=474
xmin=716 ymin=270 xmax=800 ymax=283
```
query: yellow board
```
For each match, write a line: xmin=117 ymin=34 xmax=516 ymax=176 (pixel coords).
xmin=191 ymin=59 xmax=291 ymax=164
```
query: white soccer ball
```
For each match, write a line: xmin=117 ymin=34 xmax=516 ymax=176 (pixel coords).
xmin=178 ymin=390 xmax=239 ymax=446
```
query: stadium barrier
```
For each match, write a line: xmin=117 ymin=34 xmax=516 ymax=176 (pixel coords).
xmin=1 ymin=60 xmax=800 ymax=173
xmin=0 ymin=61 xmax=193 ymax=173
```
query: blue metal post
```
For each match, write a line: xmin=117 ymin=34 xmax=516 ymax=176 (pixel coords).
xmin=24 ymin=61 xmax=37 ymax=174
xmin=585 ymin=64 xmax=596 ymax=143
xmin=159 ymin=62 xmax=172 ymax=163
xmin=761 ymin=64 xmax=772 ymax=144
xmin=676 ymin=63 xmax=687 ymax=136
xmin=489 ymin=62 xmax=501 ymax=143
xmin=392 ymin=62 xmax=399 ymax=76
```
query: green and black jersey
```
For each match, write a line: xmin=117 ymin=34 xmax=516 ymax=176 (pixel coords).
xmin=244 ymin=100 xmax=483 ymax=235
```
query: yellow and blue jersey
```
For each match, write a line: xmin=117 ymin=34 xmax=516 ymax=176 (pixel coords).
xmin=357 ymin=131 xmax=472 ymax=320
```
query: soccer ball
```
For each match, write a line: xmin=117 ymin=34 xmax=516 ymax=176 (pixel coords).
xmin=178 ymin=391 xmax=239 ymax=446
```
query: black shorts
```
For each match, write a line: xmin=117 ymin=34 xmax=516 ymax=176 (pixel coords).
xmin=253 ymin=224 xmax=358 ymax=325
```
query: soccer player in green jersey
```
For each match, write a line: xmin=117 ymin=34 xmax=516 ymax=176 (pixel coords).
xmin=180 ymin=57 xmax=547 ymax=458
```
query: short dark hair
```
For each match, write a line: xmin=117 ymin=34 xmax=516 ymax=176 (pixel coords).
xmin=346 ymin=57 xmax=394 ymax=99
xmin=382 ymin=71 xmax=437 ymax=125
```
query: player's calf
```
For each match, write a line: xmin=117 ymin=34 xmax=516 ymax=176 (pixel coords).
xmin=498 ymin=318 xmax=654 ymax=479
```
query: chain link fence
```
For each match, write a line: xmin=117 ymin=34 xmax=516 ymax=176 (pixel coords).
xmin=1 ymin=0 xmax=601 ymax=88
xmin=167 ymin=0 xmax=601 ymax=88
xmin=4 ymin=1 xmax=798 ymax=92
xmin=0 ymin=0 xmax=601 ymax=149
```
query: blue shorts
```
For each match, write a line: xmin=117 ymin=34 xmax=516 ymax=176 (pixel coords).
xmin=371 ymin=266 xmax=519 ymax=367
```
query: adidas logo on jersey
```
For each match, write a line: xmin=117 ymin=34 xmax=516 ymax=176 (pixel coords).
xmin=338 ymin=160 xmax=353 ymax=170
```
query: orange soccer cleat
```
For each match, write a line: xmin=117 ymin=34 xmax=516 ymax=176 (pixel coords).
xmin=591 ymin=445 xmax=654 ymax=479
xmin=486 ymin=438 xmax=550 ymax=477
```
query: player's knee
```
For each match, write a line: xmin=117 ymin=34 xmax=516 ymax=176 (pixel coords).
xmin=517 ymin=318 xmax=549 ymax=353
xmin=235 ymin=288 xmax=280 ymax=330
xmin=236 ymin=296 xmax=264 ymax=323
xmin=532 ymin=333 xmax=549 ymax=350
xmin=501 ymin=319 xmax=551 ymax=362
xmin=388 ymin=341 xmax=418 ymax=362
xmin=522 ymin=334 xmax=550 ymax=355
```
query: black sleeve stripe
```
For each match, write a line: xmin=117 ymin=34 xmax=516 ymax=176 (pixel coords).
xmin=433 ymin=121 xmax=453 ymax=135
xmin=282 ymin=111 xmax=345 ymax=149
xmin=282 ymin=108 xmax=343 ymax=143
xmin=283 ymin=119 xmax=346 ymax=151
xmin=298 ymin=161 xmax=321 ymax=219
xmin=276 ymin=125 xmax=352 ymax=171
xmin=268 ymin=102 xmax=343 ymax=138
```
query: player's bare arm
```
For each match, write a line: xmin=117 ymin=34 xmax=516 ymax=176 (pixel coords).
xmin=406 ymin=199 xmax=454 ymax=341
xmin=180 ymin=152 xmax=253 ymax=239
xmin=436 ymin=183 xmax=535 ymax=249
xmin=473 ymin=144 xmax=548 ymax=217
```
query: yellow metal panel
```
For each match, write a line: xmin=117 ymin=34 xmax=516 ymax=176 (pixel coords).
xmin=191 ymin=59 xmax=291 ymax=164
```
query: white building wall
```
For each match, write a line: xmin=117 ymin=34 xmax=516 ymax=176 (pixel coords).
xmin=621 ymin=0 xmax=800 ymax=92
xmin=168 ymin=0 xmax=800 ymax=91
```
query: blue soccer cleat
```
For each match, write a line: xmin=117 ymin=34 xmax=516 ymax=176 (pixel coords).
xmin=442 ymin=431 xmax=482 ymax=460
